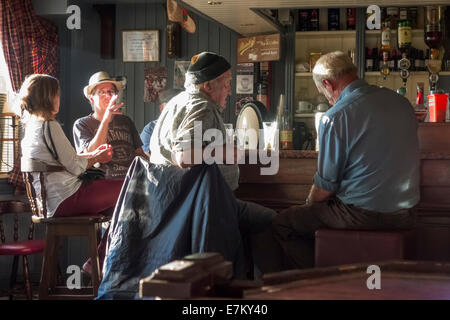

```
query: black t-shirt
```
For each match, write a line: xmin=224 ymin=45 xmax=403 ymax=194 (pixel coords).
xmin=73 ymin=114 xmax=142 ymax=179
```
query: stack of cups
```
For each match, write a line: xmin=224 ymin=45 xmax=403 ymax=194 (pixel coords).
xmin=428 ymin=92 xmax=449 ymax=122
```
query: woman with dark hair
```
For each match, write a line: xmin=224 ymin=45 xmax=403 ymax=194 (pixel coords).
xmin=18 ymin=74 xmax=124 ymax=273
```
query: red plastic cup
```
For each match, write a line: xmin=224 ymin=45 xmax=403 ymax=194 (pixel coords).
xmin=428 ymin=93 xmax=448 ymax=122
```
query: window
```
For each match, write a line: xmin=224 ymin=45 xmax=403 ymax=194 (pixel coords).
xmin=0 ymin=41 xmax=18 ymax=178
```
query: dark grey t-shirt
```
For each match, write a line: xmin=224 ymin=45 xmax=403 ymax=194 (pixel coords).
xmin=73 ymin=114 xmax=142 ymax=179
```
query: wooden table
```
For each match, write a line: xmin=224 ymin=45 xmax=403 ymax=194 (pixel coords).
xmin=243 ymin=260 xmax=450 ymax=300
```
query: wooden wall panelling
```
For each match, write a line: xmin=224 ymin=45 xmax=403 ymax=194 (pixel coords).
xmin=418 ymin=124 xmax=450 ymax=152
xmin=235 ymin=183 xmax=310 ymax=208
xmin=239 ymin=158 xmax=317 ymax=184
xmin=123 ymin=4 xmax=136 ymax=122
xmin=133 ymin=3 xmax=146 ymax=131
xmin=142 ymin=2 xmax=156 ymax=127
xmin=420 ymin=159 xmax=450 ymax=187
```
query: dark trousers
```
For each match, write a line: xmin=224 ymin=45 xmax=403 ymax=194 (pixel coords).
xmin=252 ymin=197 xmax=415 ymax=273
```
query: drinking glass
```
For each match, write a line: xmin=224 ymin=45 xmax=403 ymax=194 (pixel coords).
xmin=263 ymin=121 xmax=278 ymax=151
xmin=223 ymin=123 xmax=234 ymax=145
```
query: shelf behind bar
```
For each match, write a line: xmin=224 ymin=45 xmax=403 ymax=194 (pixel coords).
xmin=297 ymin=72 xmax=450 ymax=77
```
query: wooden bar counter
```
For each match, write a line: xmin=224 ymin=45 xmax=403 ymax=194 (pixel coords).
xmin=235 ymin=123 xmax=450 ymax=262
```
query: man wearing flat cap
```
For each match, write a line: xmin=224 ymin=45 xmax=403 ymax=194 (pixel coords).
xmin=73 ymin=71 xmax=148 ymax=180
xmin=150 ymin=51 xmax=241 ymax=190
xmin=150 ymin=51 xmax=276 ymax=237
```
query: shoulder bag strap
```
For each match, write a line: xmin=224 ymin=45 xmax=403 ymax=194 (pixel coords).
xmin=42 ymin=120 xmax=59 ymax=161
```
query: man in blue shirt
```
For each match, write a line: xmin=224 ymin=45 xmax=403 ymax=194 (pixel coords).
xmin=140 ymin=88 xmax=182 ymax=154
xmin=270 ymin=51 xmax=420 ymax=269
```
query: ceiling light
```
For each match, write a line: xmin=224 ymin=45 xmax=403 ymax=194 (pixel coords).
xmin=207 ymin=1 xmax=222 ymax=5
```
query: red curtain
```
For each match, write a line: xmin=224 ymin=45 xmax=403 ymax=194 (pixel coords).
xmin=0 ymin=0 xmax=59 ymax=91
xmin=0 ymin=0 xmax=59 ymax=193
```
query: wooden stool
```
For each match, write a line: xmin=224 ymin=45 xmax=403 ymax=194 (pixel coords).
xmin=22 ymin=160 xmax=110 ymax=300
xmin=34 ymin=215 xmax=109 ymax=299
xmin=315 ymin=229 xmax=415 ymax=268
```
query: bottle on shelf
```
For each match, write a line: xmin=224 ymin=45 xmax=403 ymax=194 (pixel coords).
xmin=386 ymin=7 xmax=399 ymax=30
xmin=399 ymin=7 xmax=409 ymax=21
xmin=310 ymin=9 xmax=320 ymax=31
xmin=409 ymin=7 xmax=418 ymax=29
xmin=398 ymin=19 xmax=412 ymax=55
xmin=380 ymin=21 xmax=391 ymax=78
xmin=424 ymin=6 xmax=444 ymax=55
xmin=346 ymin=8 xmax=356 ymax=30
xmin=297 ymin=9 xmax=310 ymax=31
xmin=280 ymin=102 xmax=293 ymax=150
xmin=328 ymin=8 xmax=340 ymax=31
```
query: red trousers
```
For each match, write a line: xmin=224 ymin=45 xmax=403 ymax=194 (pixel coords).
xmin=54 ymin=179 xmax=123 ymax=217
xmin=54 ymin=179 xmax=124 ymax=269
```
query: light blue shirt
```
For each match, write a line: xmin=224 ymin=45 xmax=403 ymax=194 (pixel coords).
xmin=140 ymin=120 xmax=157 ymax=153
xmin=314 ymin=79 xmax=420 ymax=213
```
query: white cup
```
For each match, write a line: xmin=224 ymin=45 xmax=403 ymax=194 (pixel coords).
xmin=297 ymin=101 xmax=313 ymax=113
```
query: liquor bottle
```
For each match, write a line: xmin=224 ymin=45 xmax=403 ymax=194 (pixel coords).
xmin=280 ymin=104 xmax=293 ymax=150
xmin=399 ymin=7 xmax=408 ymax=21
xmin=380 ymin=21 xmax=391 ymax=77
xmin=424 ymin=6 xmax=444 ymax=50
xmin=366 ymin=48 xmax=374 ymax=72
xmin=381 ymin=21 xmax=391 ymax=52
xmin=310 ymin=9 xmax=319 ymax=31
xmin=346 ymin=8 xmax=356 ymax=30
xmin=409 ymin=7 xmax=418 ymax=29
xmin=386 ymin=7 xmax=399 ymax=29
xmin=398 ymin=19 xmax=412 ymax=53
xmin=328 ymin=8 xmax=340 ymax=30
xmin=298 ymin=9 xmax=310 ymax=31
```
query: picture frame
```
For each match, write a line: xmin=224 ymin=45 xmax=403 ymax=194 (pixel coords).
xmin=122 ymin=30 xmax=159 ymax=62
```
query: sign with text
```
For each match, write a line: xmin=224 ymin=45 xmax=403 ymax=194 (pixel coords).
xmin=237 ymin=33 xmax=280 ymax=63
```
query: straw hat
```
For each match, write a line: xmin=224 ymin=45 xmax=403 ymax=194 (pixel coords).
xmin=83 ymin=71 xmax=122 ymax=98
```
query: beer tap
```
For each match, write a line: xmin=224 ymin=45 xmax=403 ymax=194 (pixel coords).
xmin=397 ymin=19 xmax=412 ymax=96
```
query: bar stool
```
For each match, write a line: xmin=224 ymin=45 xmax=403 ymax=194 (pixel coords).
xmin=22 ymin=160 xmax=109 ymax=299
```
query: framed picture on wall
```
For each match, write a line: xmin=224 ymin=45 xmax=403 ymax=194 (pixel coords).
xmin=122 ymin=30 xmax=159 ymax=62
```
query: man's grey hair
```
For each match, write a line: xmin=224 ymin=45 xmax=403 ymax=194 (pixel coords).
xmin=312 ymin=51 xmax=357 ymax=89
xmin=184 ymin=71 xmax=223 ymax=94
xmin=184 ymin=72 xmax=202 ymax=94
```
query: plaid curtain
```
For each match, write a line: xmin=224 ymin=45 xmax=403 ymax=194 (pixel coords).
xmin=0 ymin=0 xmax=59 ymax=193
